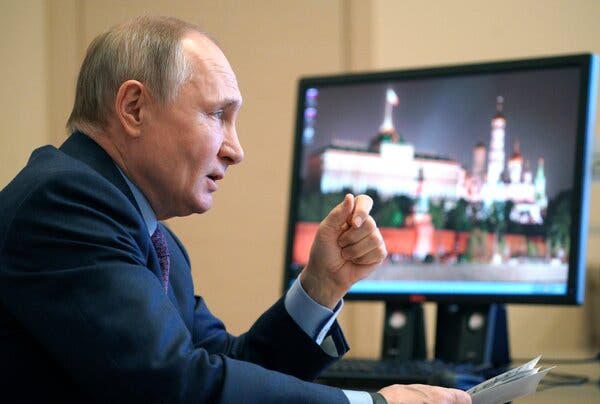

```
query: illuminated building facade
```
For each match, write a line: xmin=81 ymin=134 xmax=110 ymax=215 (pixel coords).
xmin=307 ymin=89 xmax=548 ymax=224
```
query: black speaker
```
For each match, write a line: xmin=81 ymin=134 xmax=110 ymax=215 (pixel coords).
xmin=434 ymin=303 xmax=510 ymax=366
xmin=381 ymin=303 xmax=426 ymax=361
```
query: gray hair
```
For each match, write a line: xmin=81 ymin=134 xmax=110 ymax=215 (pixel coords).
xmin=67 ymin=16 xmax=205 ymax=133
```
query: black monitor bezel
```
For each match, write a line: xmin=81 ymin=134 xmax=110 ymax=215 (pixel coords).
xmin=283 ymin=54 xmax=597 ymax=306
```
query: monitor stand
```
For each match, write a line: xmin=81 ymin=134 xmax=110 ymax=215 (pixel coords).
xmin=434 ymin=303 xmax=511 ymax=367
xmin=381 ymin=302 xmax=426 ymax=361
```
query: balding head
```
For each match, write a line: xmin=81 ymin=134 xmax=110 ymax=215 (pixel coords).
xmin=67 ymin=15 xmax=214 ymax=133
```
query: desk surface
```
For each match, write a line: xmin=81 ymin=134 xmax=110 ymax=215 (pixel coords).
xmin=517 ymin=360 xmax=599 ymax=403
xmin=319 ymin=357 xmax=599 ymax=402
xmin=518 ymin=383 xmax=599 ymax=403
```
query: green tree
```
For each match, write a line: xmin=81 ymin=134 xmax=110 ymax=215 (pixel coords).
xmin=298 ymin=190 xmax=349 ymax=222
xmin=298 ymin=191 xmax=322 ymax=222
xmin=429 ymin=199 xmax=446 ymax=229
xmin=376 ymin=194 xmax=415 ymax=228
xmin=487 ymin=201 xmax=506 ymax=237
xmin=376 ymin=199 xmax=404 ymax=227
xmin=546 ymin=191 xmax=571 ymax=256
xmin=320 ymin=191 xmax=348 ymax=220
xmin=446 ymin=198 xmax=471 ymax=232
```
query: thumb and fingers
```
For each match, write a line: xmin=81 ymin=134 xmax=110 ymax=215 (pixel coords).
xmin=303 ymin=194 xmax=382 ymax=307
xmin=341 ymin=238 xmax=387 ymax=265
xmin=379 ymin=384 xmax=472 ymax=404
xmin=339 ymin=222 xmax=386 ymax=263
xmin=338 ymin=215 xmax=377 ymax=248
xmin=322 ymin=194 xmax=355 ymax=230
xmin=322 ymin=193 xmax=374 ymax=230
xmin=350 ymin=194 xmax=373 ymax=228
xmin=337 ymin=197 xmax=386 ymax=265
xmin=319 ymin=194 xmax=385 ymax=268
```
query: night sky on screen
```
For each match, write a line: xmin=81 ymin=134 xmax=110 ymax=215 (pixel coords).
xmin=301 ymin=67 xmax=581 ymax=199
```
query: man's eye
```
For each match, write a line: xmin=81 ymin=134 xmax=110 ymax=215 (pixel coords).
xmin=211 ymin=110 xmax=224 ymax=120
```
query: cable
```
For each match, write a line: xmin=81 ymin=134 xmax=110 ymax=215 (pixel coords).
xmin=536 ymin=370 xmax=592 ymax=391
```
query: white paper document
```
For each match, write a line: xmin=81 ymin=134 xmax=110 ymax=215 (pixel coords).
xmin=467 ymin=356 xmax=553 ymax=404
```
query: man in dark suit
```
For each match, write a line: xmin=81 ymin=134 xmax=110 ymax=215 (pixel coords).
xmin=0 ymin=16 xmax=470 ymax=404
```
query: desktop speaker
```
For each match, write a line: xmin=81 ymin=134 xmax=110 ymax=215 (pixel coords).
xmin=434 ymin=303 xmax=510 ymax=366
xmin=381 ymin=303 xmax=426 ymax=361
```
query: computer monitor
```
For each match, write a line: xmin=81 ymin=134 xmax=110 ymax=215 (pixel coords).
xmin=283 ymin=54 xmax=599 ymax=365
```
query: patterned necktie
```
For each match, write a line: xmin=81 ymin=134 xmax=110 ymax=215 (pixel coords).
xmin=151 ymin=226 xmax=170 ymax=294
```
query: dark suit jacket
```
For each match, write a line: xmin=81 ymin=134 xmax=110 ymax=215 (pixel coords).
xmin=0 ymin=132 xmax=349 ymax=403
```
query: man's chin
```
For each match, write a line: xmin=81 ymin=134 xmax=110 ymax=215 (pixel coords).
xmin=191 ymin=194 xmax=213 ymax=215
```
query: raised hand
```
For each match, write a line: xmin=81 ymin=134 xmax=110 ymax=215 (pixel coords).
xmin=300 ymin=194 xmax=387 ymax=309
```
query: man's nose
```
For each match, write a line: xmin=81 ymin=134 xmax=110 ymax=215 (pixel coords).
xmin=219 ymin=127 xmax=244 ymax=165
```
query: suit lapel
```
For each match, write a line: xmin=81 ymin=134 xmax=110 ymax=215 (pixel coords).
xmin=59 ymin=132 xmax=193 ymax=323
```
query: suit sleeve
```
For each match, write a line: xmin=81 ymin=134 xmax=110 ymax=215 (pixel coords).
xmin=0 ymin=169 xmax=347 ymax=404
xmin=190 ymin=293 xmax=348 ymax=381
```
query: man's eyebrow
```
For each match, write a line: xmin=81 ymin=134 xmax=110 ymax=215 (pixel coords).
xmin=221 ymin=98 xmax=242 ymax=109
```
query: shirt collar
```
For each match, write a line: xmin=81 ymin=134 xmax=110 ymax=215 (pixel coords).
xmin=114 ymin=164 xmax=157 ymax=236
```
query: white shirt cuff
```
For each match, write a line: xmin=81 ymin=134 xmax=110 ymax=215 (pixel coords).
xmin=343 ymin=389 xmax=375 ymax=404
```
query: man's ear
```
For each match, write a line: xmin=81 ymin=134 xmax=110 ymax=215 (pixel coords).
xmin=114 ymin=80 xmax=147 ymax=137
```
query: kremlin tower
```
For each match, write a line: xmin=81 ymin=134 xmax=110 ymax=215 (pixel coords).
xmin=370 ymin=88 xmax=402 ymax=150
xmin=487 ymin=96 xmax=506 ymax=185
xmin=534 ymin=158 xmax=548 ymax=210
xmin=508 ymin=140 xmax=523 ymax=184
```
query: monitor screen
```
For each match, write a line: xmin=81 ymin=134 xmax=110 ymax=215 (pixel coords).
xmin=284 ymin=54 xmax=598 ymax=305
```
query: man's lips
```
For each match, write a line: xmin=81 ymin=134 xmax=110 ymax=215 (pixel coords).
xmin=206 ymin=172 xmax=224 ymax=191
xmin=208 ymin=173 xmax=224 ymax=181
